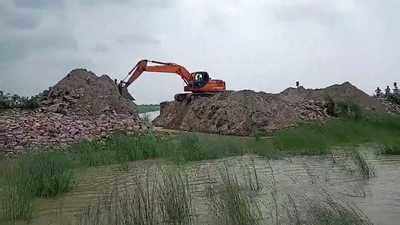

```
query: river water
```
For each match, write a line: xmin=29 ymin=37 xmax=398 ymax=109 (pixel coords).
xmin=21 ymin=149 xmax=400 ymax=225
xmin=139 ymin=111 xmax=160 ymax=122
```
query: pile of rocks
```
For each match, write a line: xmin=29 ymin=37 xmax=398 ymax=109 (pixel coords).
xmin=379 ymin=99 xmax=400 ymax=114
xmin=153 ymin=82 xmax=388 ymax=136
xmin=42 ymin=69 xmax=137 ymax=116
xmin=0 ymin=69 xmax=144 ymax=155
xmin=153 ymin=90 xmax=329 ymax=136
xmin=0 ymin=110 xmax=145 ymax=155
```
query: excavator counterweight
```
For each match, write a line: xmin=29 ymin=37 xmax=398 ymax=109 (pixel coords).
xmin=118 ymin=60 xmax=226 ymax=101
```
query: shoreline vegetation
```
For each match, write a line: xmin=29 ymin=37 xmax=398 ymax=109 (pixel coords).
xmin=137 ymin=104 xmax=160 ymax=114
xmin=1 ymin=113 xmax=399 ymax=223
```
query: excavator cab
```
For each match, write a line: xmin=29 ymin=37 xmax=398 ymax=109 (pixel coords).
xmin=192 ymin=72 xmax=210 ymax=88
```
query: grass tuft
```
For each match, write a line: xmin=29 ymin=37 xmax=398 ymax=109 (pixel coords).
xmin=158 ymin=168 xmax=193 ymax=225
xmin=308 ymin=195 xmax=372 ymax=225
xmin=208 ymin=165 xmax=262 ymax=225
xmin=79 ymin=177 xmax=160 ymax=225
xmin=351 ymin=150 xmax=375 ymax=179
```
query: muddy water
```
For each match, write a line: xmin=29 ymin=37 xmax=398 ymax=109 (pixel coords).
xmin=21 ymin=152 xmax=400 ymax=225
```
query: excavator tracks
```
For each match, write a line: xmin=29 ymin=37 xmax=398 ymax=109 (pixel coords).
xmin=174 ymin=92 xmax=216 ymax=102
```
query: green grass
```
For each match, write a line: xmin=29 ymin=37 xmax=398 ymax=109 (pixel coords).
xmin=69 ymin=132 xmax=248 ymax=166
xmin=70 ymin=133 xmax=167 ymax=167
xmin=171 ymin=134 xmax=246 ymax=162
xmin=273 ymin=114 xmax=400 ymax=155
xmin=45 ymin=113 xmax=400 ymax=169
xmin=137 ymin=104 xmax=160 ymax=113
xmin=0 ymin=152 xmax=74 ymax=222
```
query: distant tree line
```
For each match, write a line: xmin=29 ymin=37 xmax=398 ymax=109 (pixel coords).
xmin=0 ymin=89 xmax=50 ymax=110
xmin=375 ymin=82 xmax=400 ymax=105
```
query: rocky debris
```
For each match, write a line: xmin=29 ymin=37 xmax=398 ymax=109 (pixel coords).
xmin=378 ymin=98 xmax=400 ymax=114
xmin=0 ymin=69 xmax=144 ymax=155
xmin=42 ymin=69 xmax=137 ymax=116
xmin=153 ymin=82 xmax=387 ymax=136
xmin=0 ymin=109 xmax=145 ymax=155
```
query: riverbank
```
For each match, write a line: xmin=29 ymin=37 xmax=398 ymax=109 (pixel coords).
xmin=1 ymin=113 xmax=399 ymax=224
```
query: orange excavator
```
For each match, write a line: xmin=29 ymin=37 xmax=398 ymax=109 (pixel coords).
xmin=118 ymin=59 xmax=226 ymax=101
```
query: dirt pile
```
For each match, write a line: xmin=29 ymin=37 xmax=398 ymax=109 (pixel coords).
xmin=153 ymin=91 xmax=328 ymax=136
xmin=0 ymin=69 xmax=144 ymax=155
xmin=42 ymin=69 xmax=137 ymax=116
xmin=153 ymin=82 xmax=386 ymax=136
xmin=280 ymin=82 xmax=384 ymax=112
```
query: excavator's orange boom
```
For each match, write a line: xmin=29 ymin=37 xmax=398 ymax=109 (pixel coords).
xmin=118 ymin=60 xmax=226 ymax=101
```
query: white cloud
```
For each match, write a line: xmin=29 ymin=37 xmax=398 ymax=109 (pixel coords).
xmin=0 ymin=0 xmax=398 ymax=103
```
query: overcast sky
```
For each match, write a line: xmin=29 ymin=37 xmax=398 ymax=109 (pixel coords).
xmin=0 ymin=0 xmax=399 ymax=104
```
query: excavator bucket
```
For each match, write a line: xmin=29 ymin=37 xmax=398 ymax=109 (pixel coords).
xmin=118 ymin=84 xmax=135 ymax=101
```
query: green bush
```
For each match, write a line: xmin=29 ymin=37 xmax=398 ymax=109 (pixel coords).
xmin=21 ymin=97 xmax=40 ymax=110
xmin=336 ymin=101 xmax=363 ymax=120
xmin=0 ymin=89 xmax=48 ymax=110
xmin=324 ymin=96 xmax=336 ymax=116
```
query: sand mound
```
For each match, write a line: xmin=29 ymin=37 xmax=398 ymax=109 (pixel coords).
xmin=153 ymin=82 xmax=385 ymax=136
xmin=44 ymin=69 xmax=137 ymax=116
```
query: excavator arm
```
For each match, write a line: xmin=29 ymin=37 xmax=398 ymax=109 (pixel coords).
xmin=121 ymin=60 xmax=193 ymax=88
